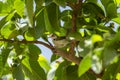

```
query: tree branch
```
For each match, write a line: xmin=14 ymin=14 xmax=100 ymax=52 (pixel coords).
xmin=0 ymin=39 xmax=54 ymax=50
xmin=69 ymin=0 xmax=83 ymax=56
xmin=54 ymin=49 xmax=81 ymax=65
xmin=0 ymin=38 xmax=81 ymax=64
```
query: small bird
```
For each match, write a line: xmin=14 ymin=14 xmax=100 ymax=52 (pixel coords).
xmin=50 ymin=34 xmax=69 ymax=48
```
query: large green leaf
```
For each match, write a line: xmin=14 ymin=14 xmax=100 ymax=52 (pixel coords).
xmin=106 ymin=2 xmax=117 ymax=18
xmin=27 ymin=44 xmax=46 ymax=80
xmin=1 ymin=24 xmax=18 ymax=39
xmin=14 ymin=0 xmax=24 ymax=17
xmin=102 ymin=47 xmax=117 ymax=67
xmin=54 ymin=61 xmax=69 ymax=80
xmin=22 ymin=57 xmax=35 ymax=79
xmin=25 ymin=0 xmax=33 ymax=27
xmin=0 ymin=1 xmax=14 ymax=15
xmin=44 ymin=3 xmax=60 ymax=33
xmin=101 ymin=0 xmax=117 ymax=19
xmin=78 ymin=54 xmax=92 ymax=77
xmin=35 ymin=8 xmax=46 ymax=37
xmin=12 ymin=64 xmax=25 ymax=80
xmin=38 ymin=55 xmax=51 ymax=72
xmin=0 ymin=48 xmax=11 ymax=76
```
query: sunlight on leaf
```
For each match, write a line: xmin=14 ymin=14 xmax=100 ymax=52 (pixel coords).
xmin=38 ymin=54 xmax=51 ymax=71
xmin=114 ymin=0 xmax=120 ymax=5
xmin=78 ymin=54 xmax=92 ymax=77
xmin=116 ymin=73 xmax=120 ymax=80
xmin=14 ymin=0 xmax=24 ymax=17
xmin=92 ymin=34 xmax=103 ymax=44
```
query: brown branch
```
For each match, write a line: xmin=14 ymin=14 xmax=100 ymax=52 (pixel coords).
xmin=0 ymin=38 xmax=81 ymax=64
xmin=69 ymin=0 xmax=83 ymax=56
xmin=54 ymin=49 xmax=81 ymax=65
xmin=0 ymin=39 xmax=54 ymax=50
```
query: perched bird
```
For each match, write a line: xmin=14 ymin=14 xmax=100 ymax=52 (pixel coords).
xmin=50 ymin=34 xmax=69 ymax=48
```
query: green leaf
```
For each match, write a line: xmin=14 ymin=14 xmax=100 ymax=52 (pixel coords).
xmin=24 ymin=28 xmax=36 ymax=41
xmin=44 ymin=8 xmax=53 ymax=32
xmin=112 ymin=18 xmax=120 ymax=24
xmin=51 ymin=54 xmax=59 ymax=62
xmin=12 ymin=64 xmax=25 ymax=80
xmin=29 ymin=60 xmax=46 ymax=80
xmin=35 ymin=8 xmax=46 ymax=37
xmin=60 ymin=10 xmax=72 ymax=22
xmin=44 ymin=3 xmax=60 ymax=32
xmin=102 ymin=47 xmax=117 ymax=67
xmin=35 ymin=0 xmax=44 ymax=8
xmin=54 ymin=61 xmax=69 ymax=80
xmin=101 ymin=0 xmax=110 ymax=8
xmin=38 ymin=55 xmax=51 ymax=71
xmin=22 ymin=63 xmax=35 ymax=80
xmin=27 ymin=44 xmax=46 ymax=80
xmin=102 ymin=59 xmax=120 ymax=80
xmin=53 ymin=0 xmax=66 ymax=7
xmin=0 ymin=54 xmax=2 ymax=76
xmin=0 ymin=16 xmax=7 ymax=29
xmin=79 ymin=72 xmax=96 ymax=80
xmin=68 ymin=32 xmax=82 ymax=41
xmin=25 ymin=0 xmax=33 ymax=27
xmin=114 ymin=0 xmax=120 ymax=4
xmin=1 ymin=24 xmax=18 ymax=39
xmin=66 ymin=65 xmax=80 ymax=80
xmin=28 ymin=44 xmax=41 ymax=60
xmin=106 ymin=2 xmax=117 ymax=18
xmin=78 ymin=54 xmax=92 ymax=77
xmin=92 ymin=34 xmax=103 ymax=44
xmin=14 ymin=0 xmax=24 ymax=17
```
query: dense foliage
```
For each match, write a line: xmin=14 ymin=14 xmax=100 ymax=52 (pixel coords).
xmin=0 ymin=0 xmax=120 ymax=80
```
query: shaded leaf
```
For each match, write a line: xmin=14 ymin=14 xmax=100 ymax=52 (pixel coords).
xmin=44 ymin=3 xmax=60 ymax=32
xmin=27 ymin=44 xmax=46 ymax=80
xmin=25 ymin=0 xmax=33 ymax=27
xmin=0 ymin=16 xmax=7 ymax=29
xmin=53 ymin=0 xmax=66 ymax=7
xmin=102 ymin=47 xmax=117 ymax=67
xmin=35 ymin=8 xmax=46 ymax=37
xmin=102 ymin=59 xmax=120 ymax=80
xmin=12 ymin=64 xmax=25 ymax=80
xmin=66 ymin=65 xmax=80 ymax=80
xmin=106 ymin=2 xmax=117 ymax=18
xmin=54 ymin=61 xmax=69 ymax=80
